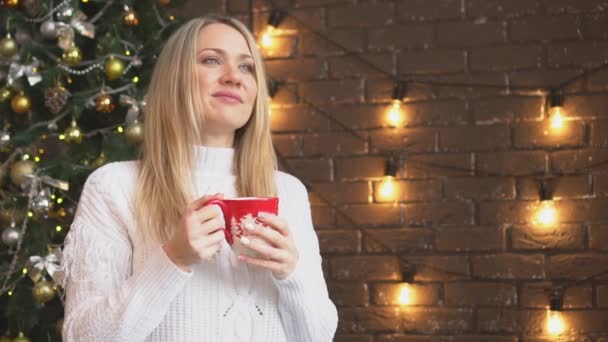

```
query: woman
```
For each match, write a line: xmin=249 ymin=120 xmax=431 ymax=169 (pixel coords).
xmin=58 ymin=14 xmax=338 ymax=342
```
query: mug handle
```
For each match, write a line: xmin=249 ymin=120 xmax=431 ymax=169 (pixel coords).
xmin=202 ymin=198 xmax=233 ymax=244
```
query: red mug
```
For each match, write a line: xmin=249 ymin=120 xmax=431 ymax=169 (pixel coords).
xmin=203 ymin=197 xmax=279 ymax=246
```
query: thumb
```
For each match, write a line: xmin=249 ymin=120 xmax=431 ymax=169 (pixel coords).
xmin=190 ymin=192 xmax=223 ymax=211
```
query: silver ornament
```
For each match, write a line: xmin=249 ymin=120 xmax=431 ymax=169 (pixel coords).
xmin=15 ymin=30 xmax=32 ymax=45
xmin=56 ymin=5 xmax=74 ymax=22
xmin=40 ymin=21 xmax=58 ymax=39
xmin=33 ymin=189 xmax=51 ymax=215
xmin=0 ymin=131 xmax=10 ymax=146
xmin=2 ymin=227 xmax=20 ymax=247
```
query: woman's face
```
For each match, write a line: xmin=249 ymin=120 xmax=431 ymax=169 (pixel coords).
xmin=196 ymin=23 xmax=257 ymax=136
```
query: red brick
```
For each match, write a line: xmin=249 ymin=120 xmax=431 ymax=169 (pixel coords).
xmin=227 ymin=0 xmax=248 ymax=12
xmin=562 ymin=93 xmax=608 ymax=119
xmin=591 ymin=120 xmax=608 ymax=147
xmin=334 ymin=335 xmax=373 ymax=342
xmin=261 ymin=35 xmax=297 ymax=59
xmin=403 ymin=100 xmax=469 ymax=126
xmin=557 ymin=198 xmax=608 ymax=222
xmin=328 ymin=3 xmax=394 ymax=28
xmin=587 ymin=68 xmax=608 ymax=91
xmin=311 ymin=205 xmax=335 ymax=228
xmin=477 ymin=309 xmax=545 ymax=333
xmin=404 ymin=153 xmax=473 ymax=178
xmin=556 ymin=310 xmax=608 ymax=333
xmin=369 ymin=24 xmax=435 ymax=51
xmin=293 ymin=0 xmax=351 ymax=8
xmin=302 ymin=132 xmax=367 ymax=157
xmin=439 ymin=125 xmax=511 ymax=151
xmin=517 ymin=175 xmax=590 ymax=200
xmin=331 ymin=256 xmax=401 ymax=281
xmin=445 ymin=282 xmax=517 ymax=306
xmin=581 ymin=13 xmax=608 ymax=39
xmin=548 ymin=41 xmax=608 ymax=68
xmin=285 ymin=158 xmax=331 ymax=181
xmin=445 ymin=177 xmax=515 ymax=200
xmin=328 ymin=282 xmax=369 ymax=307
xmin=399 ymin=49 xmax=465 ymax=74
xmin=272 ymin=134 xmax=300 ymax=157
xmin=368 ymin=79 xmax=438 ymax=104
xmin=510 ymin=224 xmax=585 ymax=250
xmin=300 ymin=30 xmax=365 ymax=57
xmin=597 ymin=284 xmax=608 ymax=307
xmin=520 ymin=282 xmax=592 ymax=309
xmin=400 ymin=255 xmax=469 ymax=281
xmin=479 ymin=201 xmax=537 ymax=225
xmin=466 ymin=0 xmax=539 ymax=18
xmin=589 ymin=224 xmax=608 ymax=250
xmin=268 ymin=83 xmax=297 ymax=105
xmin=403 ymin=201 xmax=473 ymax=226
xmin=337 ymin=204 xmax=401 ymax=226
xmin=477 ymin=151 xmax=546 ymax=176
xmin=435 ymin=226 xmax=504 ymax=252
xmin=548 ymin=254 xmax=608 ymax=279
xmin=515 ymin=120 xmax=588 ymax=148
xmin=373 ymin=180 xmax=442 ymax=203
xmin=544 ymin=0 xmax=608 ymax=14
xmin=508 ymin=69 xmax=584 ymax=90
xmin=251 ymin=0 xmax=289 ymax=11
xmin=369 ymin=128 xmax=437 ymax=153
xmin=328 ymin=53 xmax=394 ymax=78
xmin=330 ymin=104 xmax=387 ymax=129
xmin=551 ymin=149 xmax=608 ymax=174
xmin=437 ymin=21 xmax=504 ymax=47
xmin=510 ymin=15 xmax=580 ymax=42
xmin=335 ymin=156 xmax=386 ymax=180
xmin=470 ymin=46 xmax=542 ymax=72
xmin=472 ymin=254 xmax=545 ymax=279
xmin=378 ymin=336 xmax=518 ymax=342
xmin=363 ymin=228 xmax=434 ymax=253
xmin=371 ymin=283 xmax=440 ymax=306
xmin=471 ymin=96 xmax=544 ymax=124
xmin=338 ymin=307 xmax=401 ymax=333
xmin=300 ymin=80 xmax=364 ymax=104
xmin=595 ymin=173 xmax=608 ymax=197
xmin=397 ymin=0 xmax=462 ymax=21
xmin=258 ymin=8 xmax=324 ymax=32
xmin=265 ymin=58 xmax=325 ymax=81
xmin=270 ymin=105 xmax=328 ymax=132
xmin=312 ymin=181 xmax=369 ymax=204
xmin=318 ymin=230 xmax=361 ymax=254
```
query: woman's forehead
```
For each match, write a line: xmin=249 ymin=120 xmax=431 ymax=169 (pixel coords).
xmin=196 ymin=23 xmax=252 ymax=57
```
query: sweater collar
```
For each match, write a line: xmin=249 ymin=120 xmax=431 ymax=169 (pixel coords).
xmin=194 ymin=145 xmax=236 ymax=176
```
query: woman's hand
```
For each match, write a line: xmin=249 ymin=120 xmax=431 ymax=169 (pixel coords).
xmin=163 ymin=193 xmax=226 ymax=272
xmin=238 ymin=212 xmax=299 ymax=280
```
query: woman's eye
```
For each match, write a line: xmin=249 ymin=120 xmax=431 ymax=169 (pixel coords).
xmin=202 ymin=57 xmax=220 ymax=64
xmin=240 ymin=64 xmax=254 ymax=73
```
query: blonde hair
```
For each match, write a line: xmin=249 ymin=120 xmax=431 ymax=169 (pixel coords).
xmin=134 ymin=15 xmax=277 ymax=242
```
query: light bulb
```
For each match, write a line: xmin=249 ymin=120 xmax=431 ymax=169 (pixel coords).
xmin=547 ymin=310 xmax=565 ymax=335
xmin=398 ymin=284 xmax=412 ymax=305
xmin=378 ymin=176 xmax=396 ymax=201
xmin=535 ymin=200 xmax=557 ymax=227
xmin=550 ymin=106 xmax=565 ymax=130
xmin=386 ymin=100 xmax=405 ymax=127
xmin=261 ymin=26 xmax=275 ymax=48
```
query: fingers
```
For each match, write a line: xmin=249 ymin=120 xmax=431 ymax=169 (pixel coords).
xmin=256 ymin=213 xmax=290 ymax=237
xmin=188 ymin=193 xmax=224 ymax=212
xmin=240 ymin=235 xmax=287 ymax=261
xmin=238 ymin=255 xmax=286 ymax=277
xmin=244 ymin=221 xmax=287 ymax=248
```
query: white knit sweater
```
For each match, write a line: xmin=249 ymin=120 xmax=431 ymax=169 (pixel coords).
xmin=58 ymin=145 xmax=338 ymax=342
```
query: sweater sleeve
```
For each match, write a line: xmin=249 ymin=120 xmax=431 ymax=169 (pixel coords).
xmin=57 ymin=165 xmax=193 ymax=342
xmin=271 ymin=176 xmax=338 ymax=342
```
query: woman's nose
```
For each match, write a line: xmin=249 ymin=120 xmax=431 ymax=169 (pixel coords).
xmin=220 ymin=64 xmax=242 ymax=86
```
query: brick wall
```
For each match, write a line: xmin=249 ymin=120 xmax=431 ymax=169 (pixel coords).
xmin=175 ymin=0 xmax=608 ymax=340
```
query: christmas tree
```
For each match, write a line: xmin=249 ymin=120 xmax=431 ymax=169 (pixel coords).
xmin=0 ymin=0 xmax=183 ymax=340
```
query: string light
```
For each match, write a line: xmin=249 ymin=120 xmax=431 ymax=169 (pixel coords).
xmin=377 ymin=159 xmax=398 ymax=202
xmin=260 ymin=10 xmax=285 ymax=49
xmin=386 ymin=81 xmax=406 ymax=127
xmin=547 ymin=289 xmax=566 ymax=336
xmin=534 ymin=179 xmax=558 ymax=227
xmin=548 ymin=91 xmax=565 ymax=131
xmin=398 ymin=283 xmax=412 ymax=305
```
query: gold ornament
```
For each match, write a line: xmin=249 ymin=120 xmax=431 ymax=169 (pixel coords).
xmin=0 ymin=35 xmax=18 ymax=58
xmin=62 ymin=46 xmax=83 ymax=65
xmin=92 ymin=152 xmax=106 ymax=168
xmin=1 ymin=0 xmax=19 ymax=8
xmin=104 ymin=57 xmax=125 ymax=81
xmin=157 ymin=0 xmax=171 ymax=5
xmin=32 ymin=280 xmax=56 ymax=304
xmin=123 ymin=10 xmax=140 ymax=27
xmin=125 ymin=120 xmax=143 ymax=144
xmin=44 ymin=86 xmax=69 ymax=114
xmin=0 ymin=86 xmax=11 ymax=102
xmin=64 ymin=120 xmax=83 ymax=144
xmin=10 ymin=159 xmax=36 ymax=186
xmin=0 ymin=207 xmax=26 ymax=225
xmin=11 ymin=93 xmax=32 ymax=114
xmin=95 ymin=94 xmax=115 ymax=113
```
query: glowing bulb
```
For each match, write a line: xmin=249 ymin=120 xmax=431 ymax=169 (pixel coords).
xmin=547 ymin=311 xmax=565 ymax=335
xmin=398 ymin=284 xmax=412 ymax=305
xmin=386 ymin=100 xmax=405 ymax=127
xmin=132 ymin=76 xmax=139 ymax=83
xmin=261 ymin=26 xmax=275 ymax=48
xmin=550 ymin=106 xmax=565 ymax=130
xmin=8 ymin=291 xmax=13 ymax=296
xmin=34 ymin=156 xmax=40 ymax=162
xmin=55 ymin=225 xmax=62 ymax=232
xmin=22 ymin=154 xmax=30 ymax=160
xmin=535 ymin=200 xmax=557 ymax=227
xmin=27 ymin=211 xmax=33 ymax=218
xmin=117 ymin=126 xmax=124 ymax=133
xmin=22 ymin=268 xmax=27 ymax=274
xmin=56 ymin=198 xmax=63 ymax=204
xmin=59 ymin=134 xmax=66 ymax=141
xmin=378 ymin=177 xmax=396 ymax=201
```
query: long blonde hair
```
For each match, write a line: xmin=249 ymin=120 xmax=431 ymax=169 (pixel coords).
xmin=134 ymin=15 xmax=277 ymax=242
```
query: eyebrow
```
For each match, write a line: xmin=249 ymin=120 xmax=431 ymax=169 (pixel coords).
xmin=198 ymin=48 xmax=253 ymax=60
